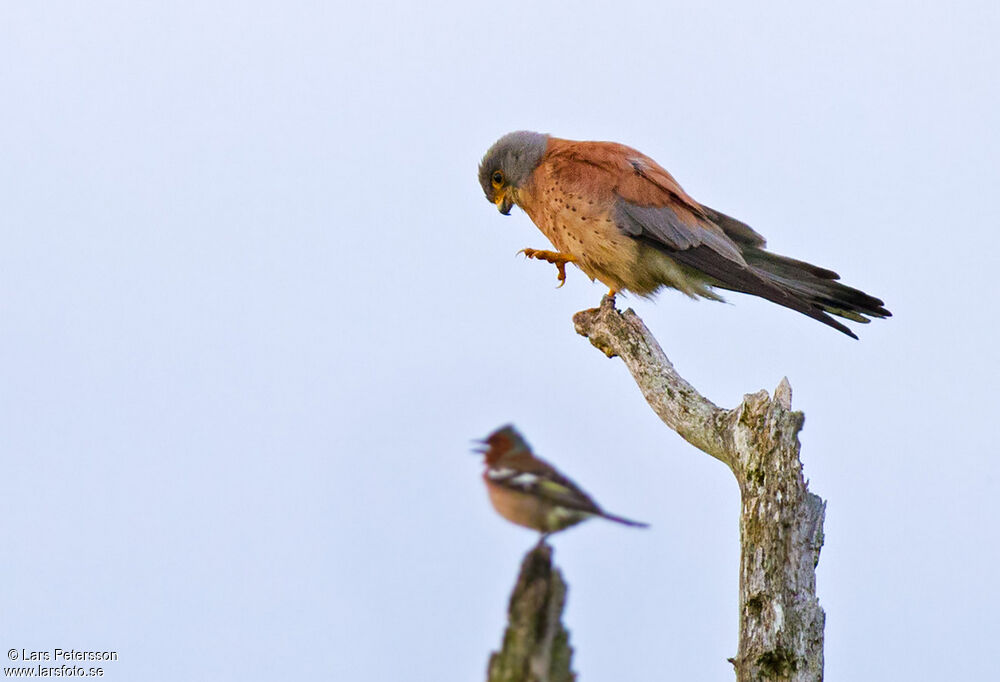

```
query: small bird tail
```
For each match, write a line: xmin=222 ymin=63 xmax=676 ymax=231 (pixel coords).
xmin=599 ymin=511 xmax=649 ymax=528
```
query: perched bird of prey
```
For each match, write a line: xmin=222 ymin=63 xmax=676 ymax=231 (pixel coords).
xmin=475 ymin=425 xmax=648 ymax=536
xmin=479 ymin=131 xmax=891 ymax=338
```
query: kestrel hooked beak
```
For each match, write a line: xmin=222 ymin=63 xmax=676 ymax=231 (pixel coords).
xmin=484 ymin=167 xmax=515 ymax=215
xmin=478 ymin=131 xmax=891 ymax=338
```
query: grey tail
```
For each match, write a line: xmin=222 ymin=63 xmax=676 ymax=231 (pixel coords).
xmin=680 ymin=206 xmax=890 ymax=338
xmin=668 ymin=244 xmax=875 ymax=339
xmin=599 ymin=511 xmax=649 ymax=528
xmin=740 ymin=248 xmax=892 ymax=331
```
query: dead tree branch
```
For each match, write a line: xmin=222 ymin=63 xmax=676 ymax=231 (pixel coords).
xmin=573 ymin=296 xmax=826 ymax=682
xmin=487 ymin=542 xmax=575 ymax=682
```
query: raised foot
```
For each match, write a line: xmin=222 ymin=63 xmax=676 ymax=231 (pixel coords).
xmin=518 ymin=248 xmax=577 ymax=288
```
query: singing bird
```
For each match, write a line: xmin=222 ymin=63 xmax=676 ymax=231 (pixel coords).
xmin=479 ymin=131 xmax=890 ymax=338
xmin=475 ymin=425 xmax=648 ymax=536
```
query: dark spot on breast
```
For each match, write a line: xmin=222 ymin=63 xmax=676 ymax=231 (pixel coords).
xmin=580 ymin=216 xmax=586 ymax=221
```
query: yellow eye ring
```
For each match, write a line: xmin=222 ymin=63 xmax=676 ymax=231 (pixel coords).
xmin=491 ymin=170 xmax=504 ymax=188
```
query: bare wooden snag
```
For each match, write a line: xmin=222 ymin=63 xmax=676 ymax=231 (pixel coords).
xmin=573 ymin=296 xmax=826 ymax=682
xmin=487 ymin=542 xmax=575 ymax=682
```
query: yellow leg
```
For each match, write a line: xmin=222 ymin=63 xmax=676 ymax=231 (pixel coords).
xmin=518 ymin=248 xmax=577 ymax=288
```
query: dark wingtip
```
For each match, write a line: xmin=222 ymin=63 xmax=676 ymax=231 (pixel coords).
xmin=818 ymin=310 xmax=859 ymax=339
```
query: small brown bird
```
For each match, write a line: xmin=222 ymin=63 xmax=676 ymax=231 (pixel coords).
xmin=479 ymin=131 xmax=890 ymax=338
xmin=475 ymin=425 xmax=648 ymax=535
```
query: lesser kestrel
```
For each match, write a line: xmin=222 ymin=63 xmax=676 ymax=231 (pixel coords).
xmin=479 ymin=131 xmax=890 ymax=338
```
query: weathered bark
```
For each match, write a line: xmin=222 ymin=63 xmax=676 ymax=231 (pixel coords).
xmin=487 ymin=542 xmax=575 ymax=682
xmin=573 ymin=296 xmax=826 ymax=682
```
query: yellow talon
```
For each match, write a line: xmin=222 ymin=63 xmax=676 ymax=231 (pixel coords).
xmin=518 ymin=248 xmax=576 ymax=287
xmin=556 ymin=262 xmax=568 ymax=287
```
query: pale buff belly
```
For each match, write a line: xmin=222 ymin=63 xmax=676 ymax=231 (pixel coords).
xmin=521 ymin=195 xmax=715 ymax=298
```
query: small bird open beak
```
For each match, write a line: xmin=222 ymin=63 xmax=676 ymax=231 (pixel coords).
xmin=495 ymin=193 xmax=514 ymax=216
xmin=470 ymin=438 xmax=489 ymax=455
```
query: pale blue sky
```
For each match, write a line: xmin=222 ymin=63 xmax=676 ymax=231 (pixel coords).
xmin=2 ymin=2 xmax=998 ymax=680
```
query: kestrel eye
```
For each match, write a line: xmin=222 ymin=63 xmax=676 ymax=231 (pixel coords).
xmin=491 ymin=171 xmax=504 ymax=187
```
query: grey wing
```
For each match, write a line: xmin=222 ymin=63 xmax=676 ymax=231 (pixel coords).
xmin=615 ymin=199 xmax=748 ymax=265
xmin=613 ymin=197 xmax=859 ymax=337
xmin=701 ymin=205 xmax=767 ymax=247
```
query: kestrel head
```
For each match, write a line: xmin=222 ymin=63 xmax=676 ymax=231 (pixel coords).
xmin=478 ymin=131 xmax=549 ymax=215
